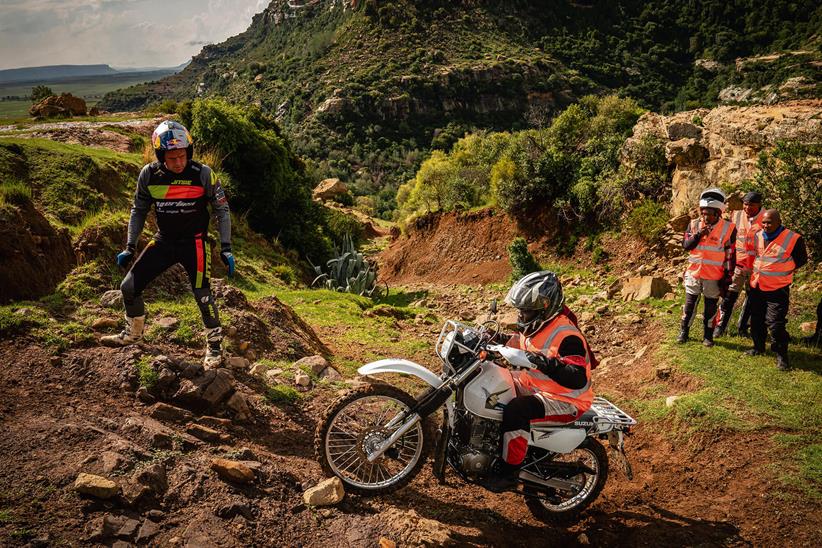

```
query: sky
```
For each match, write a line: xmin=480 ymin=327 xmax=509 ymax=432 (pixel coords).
xmin=0 ymin=0 xmax=271 ymax=70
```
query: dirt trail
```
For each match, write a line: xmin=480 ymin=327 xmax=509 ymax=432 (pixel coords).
xmin=1 ymin=281 xmax=819 ymax=547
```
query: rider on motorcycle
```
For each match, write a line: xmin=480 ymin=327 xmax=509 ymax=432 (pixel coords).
xmin=484 ymin=271 xmax=595 ymax=492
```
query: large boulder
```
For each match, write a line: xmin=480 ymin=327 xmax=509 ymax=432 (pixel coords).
xmin=313 ymin=178 xmax=349 ymax=201
xmin=29 ymin=93 xmax=87 ymax=117
xmin=621 ymin=276 xmax=672 ymax=301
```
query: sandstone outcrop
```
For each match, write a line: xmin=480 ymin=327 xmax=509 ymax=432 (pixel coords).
xmin=29 ymin=93 xmax=87 ymax=117
xmin=624 ymin=100 xmax=822 ymax=215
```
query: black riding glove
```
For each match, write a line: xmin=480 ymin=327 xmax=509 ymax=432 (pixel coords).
xmin=525 ymin=351 xmax=557 ymax=374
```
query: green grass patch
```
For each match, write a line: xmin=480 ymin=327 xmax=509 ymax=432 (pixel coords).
xmin=0 ymin=509 xmax=12 ymax=523
xmin=136 ymin=355 xmax=159 ymax=389
xmin=143 ymin=298 xmax=212 ymax=348
xmin=266 ymin=383 xmax=301 ymax=404
xmin=640 ymin=280 xmax=822 ymax=499
xmin=0 ymin=179 xmax=32 ymax=206
xmin=0 ymin=304 xmax=50 ymax=338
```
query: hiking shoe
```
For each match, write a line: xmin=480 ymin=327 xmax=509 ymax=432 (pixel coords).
xmin=776 ymin=355 xmax=790 ymax=371
xmin=745 ymin=348 xmax=763 ymax=357
xmin=713 ymin=325 xmax=726 ymax=338
xmin=100 ymin=315 xmax=145 ymax=347
xmin=676 ymin=330 xmax=689 ymax=344
xmin=702 ymin=338 xmax=714 ymax=348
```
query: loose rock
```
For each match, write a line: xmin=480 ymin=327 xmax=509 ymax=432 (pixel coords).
xmin=211 ymin=459 xmax=255 ymax=483
xmin=92 ymin=317 xmax=119 ymax=330
xmin=294 ymin=355 xmax=329 ymax=376
xmin=227 ymin=356 xmax=250 ymax=370
xmin=303 ymin=477 xmax=345 ymax=506
xmin=74 ymin=473 xmax=120 ymax=499
xmin=295 ymin=372 xmax=311 ymax=387
xmin=100 ymin=290 xmax=123 ymax=308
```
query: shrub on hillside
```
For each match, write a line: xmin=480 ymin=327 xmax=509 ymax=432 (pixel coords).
xmin=508 ymin=237 xmax=541 ymax=282
xmin=753 ymin=141 xmax=822 ymax=260
xmin=189 ymin=99 xmax=330 ymax=260
xmin=30 ymin=85 xmax=54 ymax=103
xmin=625 ymin=199 xmax=669 ymax=243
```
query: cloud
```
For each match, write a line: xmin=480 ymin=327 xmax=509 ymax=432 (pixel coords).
xmin=0 ymin=0 xmax=272 ymax=70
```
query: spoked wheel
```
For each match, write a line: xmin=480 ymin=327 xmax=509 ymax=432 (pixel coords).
xmin=315 ymin=384 xmax=431 ymax=495
xmin=523 ymin=438 xmax=609 ymax=523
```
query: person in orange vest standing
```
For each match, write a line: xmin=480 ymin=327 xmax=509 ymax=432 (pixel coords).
xmin=714 ymin=191 xmax=764 ymax=338
xmin=678 ymin=188 xmax=737 ymax=347
xmin=747 ymin=209 xmax=808 ymax=370
xmin=482 ymin=271 xmax=595 ymax=492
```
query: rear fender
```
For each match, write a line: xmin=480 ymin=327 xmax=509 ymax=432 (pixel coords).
xmin=358 ymin=359 xmax=442 ymax=388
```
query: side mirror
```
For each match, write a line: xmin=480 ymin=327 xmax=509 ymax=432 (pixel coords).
xmin=489 ymin=299 xmax=498 ymax=314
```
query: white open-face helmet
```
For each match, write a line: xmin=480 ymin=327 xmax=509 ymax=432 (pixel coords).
xmin=699 ymin=188 xmax=726 ymax=212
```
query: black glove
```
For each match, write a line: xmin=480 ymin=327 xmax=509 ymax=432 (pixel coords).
xmin=525 ymin=351 xmax=555 ymax=373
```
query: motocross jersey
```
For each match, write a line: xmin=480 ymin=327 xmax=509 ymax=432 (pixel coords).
xmin=127 ymin=161 xmax=230 ymax=248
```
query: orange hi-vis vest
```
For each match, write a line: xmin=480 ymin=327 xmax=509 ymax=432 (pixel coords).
xmin=507 ymin=314 xmax=594 ymax=415
xmin=686 ymin=218 xmax=734 ymax=281
xmin=750 ymin=228 xmax=800 ymax=291
xmin=731 ymin=209 xmax=764 ymax=270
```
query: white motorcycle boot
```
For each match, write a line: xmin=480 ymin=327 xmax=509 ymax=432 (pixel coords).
xmin=100 ymin=315 xmax=145 ymax=347
xmin=203 ymin=326 xmax=223 ymax=369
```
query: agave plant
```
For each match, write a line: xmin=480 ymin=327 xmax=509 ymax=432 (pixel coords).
xmin=312 ymin=234 xmax=383 ymax=298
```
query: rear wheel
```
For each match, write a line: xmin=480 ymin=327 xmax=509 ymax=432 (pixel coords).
xmin=315 ymin=384 xmax=432 ymax=495
xmin=523 ymin=437 xmax=609 ymax=523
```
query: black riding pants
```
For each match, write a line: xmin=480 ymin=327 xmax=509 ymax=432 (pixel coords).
xmin=120 ymin=235 xmax=220 ymax=329
xmin=749 ymin=285 xmax=790 ymax=357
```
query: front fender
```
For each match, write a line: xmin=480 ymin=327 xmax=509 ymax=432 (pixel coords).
xmin=358 ymin=359 xmax=441 ymax=388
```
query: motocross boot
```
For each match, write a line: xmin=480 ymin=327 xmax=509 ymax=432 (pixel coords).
xmin=702 ymin=298 xmax=718 ymax=348
xmin=100 ymin=315 xmax=145 ymax=347
xmin=203 ymin=326 xmax=223 ymax=369
xmin=481 ymin=461 xmax=521 ymax=493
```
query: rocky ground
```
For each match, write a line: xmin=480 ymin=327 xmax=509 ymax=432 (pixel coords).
xmin=1 ymin=265 xmax=820 ymax=547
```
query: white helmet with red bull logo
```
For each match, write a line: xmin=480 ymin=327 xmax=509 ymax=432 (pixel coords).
xmin=152 ymin=120 xmax=193 ymax=163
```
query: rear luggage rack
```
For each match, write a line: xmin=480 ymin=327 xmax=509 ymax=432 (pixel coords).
xmin=591 ymin=397 xmax=637 ymax=429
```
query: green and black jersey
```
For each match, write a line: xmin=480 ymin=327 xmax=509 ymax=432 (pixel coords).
xmin=127 ymin=161 xmax=231 ymax=249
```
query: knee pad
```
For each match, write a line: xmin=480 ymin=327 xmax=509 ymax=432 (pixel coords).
xmin=120 ymin=272 xmax=136 ymax=304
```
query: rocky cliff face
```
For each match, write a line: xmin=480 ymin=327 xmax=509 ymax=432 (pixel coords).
xmin=625 ymin=100 xmax=822 ymax=215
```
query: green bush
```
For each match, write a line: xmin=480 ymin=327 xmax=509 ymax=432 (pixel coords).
xmin=325 ymin=208 xmax=363 ymax=246
xmin=753 ymin=141 xmax=822 ymax=261
xmin=508 ymin=237 xmax=541 ymax=281
xmin=625 ymin=199 xmax=669 ymax=243
xmin=189 ymin=99 xmax=330 ymax=260
xmin=30 ymin=85 xmax=54 ymax=103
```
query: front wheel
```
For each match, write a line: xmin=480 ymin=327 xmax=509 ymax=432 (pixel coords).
xmin=523 ymin=437 xmax=609 ymax=523
xmin=315 ymin=383 xmax=431 ymax=495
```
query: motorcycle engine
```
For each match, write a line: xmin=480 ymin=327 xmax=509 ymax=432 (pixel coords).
xmin=455 ymin=410 xmax=501 ymax=476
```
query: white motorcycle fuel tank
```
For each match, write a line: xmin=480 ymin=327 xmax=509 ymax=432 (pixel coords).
xmin=463 ymin=362 xmax=516 ymax=420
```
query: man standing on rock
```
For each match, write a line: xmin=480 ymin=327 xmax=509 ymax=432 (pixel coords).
xmin=746 ymin=209 xmax=807 ymax=370
xmin=102 ymin=121 xmax=235 ymax=369
xmin=714 ymin=191 xmax=764 ymax=338
xmin=678 ymin=188 xmax=736 ymax=347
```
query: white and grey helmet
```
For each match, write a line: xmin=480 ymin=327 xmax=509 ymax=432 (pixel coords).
xmin=505 ymin=271 xmax=564 ymax=335
xmin=699 ymin=188 xmax=726 ymax=212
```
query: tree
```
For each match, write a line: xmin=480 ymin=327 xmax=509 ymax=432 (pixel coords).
xmin=754 ymin=141 xmax=822 ymax=261
xmin=30 ymin=85 xmax=54 ymax=103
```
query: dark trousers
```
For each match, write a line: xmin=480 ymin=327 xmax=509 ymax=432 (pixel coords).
xmin=749 ymin=285 xmax=790 ymax=357
xmin=120 ymin=235 xmax=220 ymax=329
